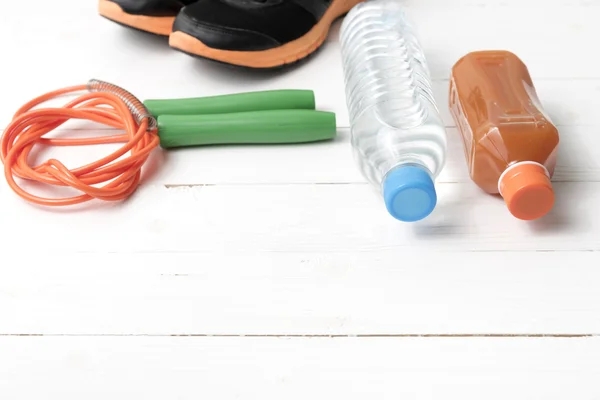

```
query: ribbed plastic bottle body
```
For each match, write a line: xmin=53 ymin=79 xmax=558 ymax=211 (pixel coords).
xmin=339 ymin=0 xmax=447 ymax=221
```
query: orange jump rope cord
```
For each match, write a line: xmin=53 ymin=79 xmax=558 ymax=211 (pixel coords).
xmin=0 ymin=84 xmax=160 ymax=206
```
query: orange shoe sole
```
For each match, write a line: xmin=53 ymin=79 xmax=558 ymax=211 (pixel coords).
xmin=98 ymin=0 xmax=175 ymax=36
xmin=168 ymin=0 xmax=364 ymax=69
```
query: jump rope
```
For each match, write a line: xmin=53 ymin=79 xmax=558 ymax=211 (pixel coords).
xmin=0 ymin=80 xmax=336 ymax=207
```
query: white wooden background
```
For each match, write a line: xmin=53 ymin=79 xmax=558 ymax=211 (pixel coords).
xmin=1 ymin=0 xmax=600 ymax=398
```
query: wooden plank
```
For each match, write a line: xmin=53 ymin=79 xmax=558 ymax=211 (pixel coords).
xmin=0 ymin=1 xmax=598 ymax=127
xmin=400 ymin=0 xmax=600 ymax=80
xmin=3 ymin=124 xmax=594 ymax=187
xmin=0 ymin=336 xmax=599 ymax=399
xmin=150 ymin=125 xmax=598 ymax=185
xmin=1 ymin=252 xmax=599 ymax=335
xmin=0 ymin=54 xmax=597 ymax=130
xmin=1 ymin=181 xmax=598 ymax=253
xmin=1 ymin=82 xmax=596 ymax=189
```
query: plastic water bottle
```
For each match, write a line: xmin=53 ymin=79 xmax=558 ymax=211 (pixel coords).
xmin=339 ymin=0 xmax=447 ymax=222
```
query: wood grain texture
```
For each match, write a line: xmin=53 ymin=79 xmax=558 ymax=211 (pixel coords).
xmin=1 ymin=0 xmax=599 ymax=394
xmin=150 ymin=125 xmax=599 ymax=185
xmin=1 ymin=123 xmax=594 ymax=190
xmin=0 ymin=1 xmax=598 ymax=126
xmin=1 ymin=181 xmax=598 ymax=253
xmin=0 ymin=51 xmax=598 ymax=129
xmin=1 ymin=252 xmax=599 ymax=335
xmin=1 ymin=337 xmax=599 ymax=399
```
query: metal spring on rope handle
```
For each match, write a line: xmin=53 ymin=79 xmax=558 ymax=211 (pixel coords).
xmin=86 ymin=79 xmax=157 ymax=131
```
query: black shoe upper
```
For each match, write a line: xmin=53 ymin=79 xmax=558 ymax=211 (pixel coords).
xmin=172 ymin=0 xmax=335 ymax=51
xmin=112 ymin=0 xmax=196 ymax=17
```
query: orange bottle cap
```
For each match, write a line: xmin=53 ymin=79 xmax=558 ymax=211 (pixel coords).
xmin=498 ymin=162 xmax=555 ymax=220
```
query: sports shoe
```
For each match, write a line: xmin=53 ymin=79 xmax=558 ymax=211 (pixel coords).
xmin=99 ymin=0 xmax=196 ymax=36
xmin=168 ymin=0 xmax=365 ymax=69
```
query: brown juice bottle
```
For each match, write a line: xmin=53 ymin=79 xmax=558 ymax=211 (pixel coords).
xmin=449 ymin=50 xmax=560 ymax=220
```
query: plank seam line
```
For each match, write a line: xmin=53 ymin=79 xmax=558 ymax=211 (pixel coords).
xmin=162 ymin=180 xmax=600 ymax=188
xmin=0 ymin=334 xmax=596 ymax=338
xmin=41 ymin=249 xmax=599 ymax=254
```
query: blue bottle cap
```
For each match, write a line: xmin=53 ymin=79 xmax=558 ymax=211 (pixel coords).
xmin=382 ymin=165 xmax=437 ymax=222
